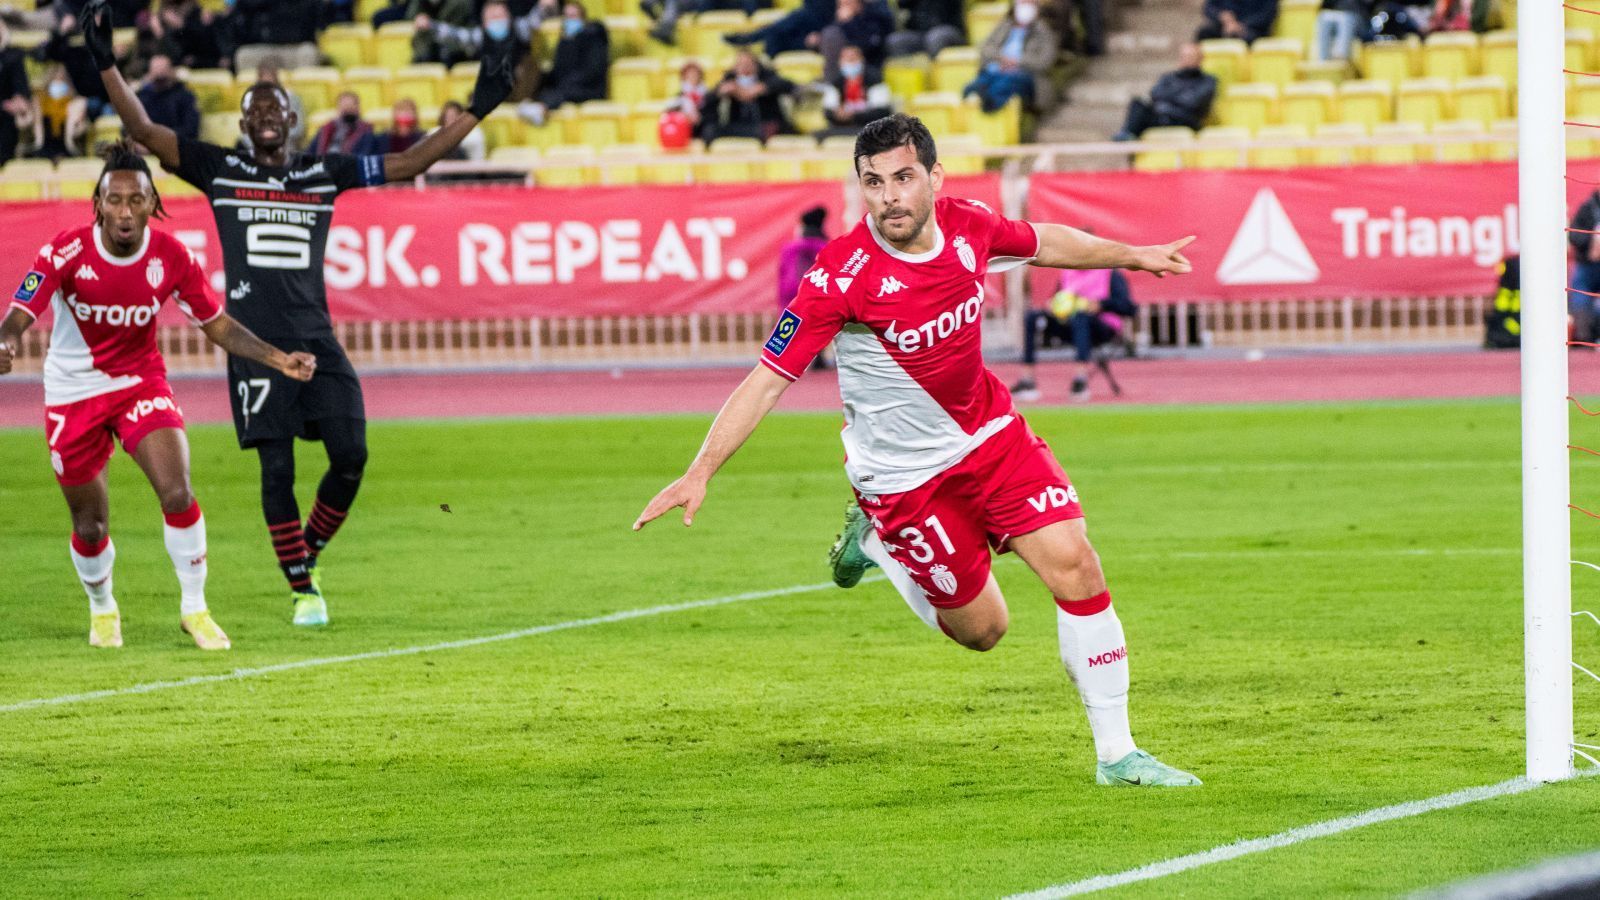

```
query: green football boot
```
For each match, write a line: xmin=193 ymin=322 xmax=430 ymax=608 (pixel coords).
xmin=292 ymin=591 xmax=329 ymax=627
xmin=1095 ymin=750 xmax=1202 ymax=787
xmin=828 ymin=501 xmax=878 ymax=588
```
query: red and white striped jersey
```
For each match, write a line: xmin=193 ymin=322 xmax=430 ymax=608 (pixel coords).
xmin=760 ymin=196 xmax=1040 ymax=494
xmin=9 ymin=224 xmax=221 ymax=406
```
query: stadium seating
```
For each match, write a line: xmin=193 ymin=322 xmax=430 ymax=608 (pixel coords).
xmin=1396 ymin=79 xmax=1453 ymax=129
xmin=1371 ymin=121 xmax=1426 ymax=164
xmin=931 ymin=46 xmax=981 ymax=93
xmin=288 ymin=67 xmax=343 ymax=114
xmin=1248 ymin=124 xmax=1309 ymax=168
xmin=1357 ymin=38 xmax=1419 ymax=87
xmin=1194 ymin=126 xmax=1251 ymax=169
xmin=599 ymin=143 xmax=648 ymax=184
xmin=1280 ymin=81 xmax=1335 ymax=129
xmin=1310 ymin=121 xmax=1372 ymax=166
xmin=1481 ymin=30 xmax=1517 ymax=85
xmin=1335 ymin=79 xmax=1394 ymax=127
xmin=1132 ymin=127 xmax=1195 ymax=171
xmin=1453 ymin=75 xmax=1510 ymax=125
xmin=374 ymin=22 xmax=416 ymax=70
xmin=392 ymin=64 xmax=448 ymax=110
xmin=1247 ymin=38 xmax=1303 ymax=86
xmin=760 ymin=134 xmax=816 ymax=182
xmin=1216 ymin=83 xmax=1277 ymax=132
xmin=1273 ymin=0 xmax=1319 ymax=45
xmin=319 ymin=23 xmax=374 ymax=70
xmin=186 ymin=69 xmax=237 ymax=115
xmin=1422 ymin=31 xmax=1479 ymax=81
xmin=1432 ymin=118 xmax=1485 ymax=162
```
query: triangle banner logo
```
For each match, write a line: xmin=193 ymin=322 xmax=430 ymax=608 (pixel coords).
xmin=1215 ymin=188 xmax=1320 ymax=286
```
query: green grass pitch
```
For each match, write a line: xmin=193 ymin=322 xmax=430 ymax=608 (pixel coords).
xmin=1 ymin=398 xmax=1597 ymax=897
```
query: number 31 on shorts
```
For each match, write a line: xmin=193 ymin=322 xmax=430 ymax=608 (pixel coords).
xmin=899 ymin=515 xmax=955 ymax=563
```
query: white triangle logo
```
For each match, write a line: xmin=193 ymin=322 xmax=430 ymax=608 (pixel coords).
xmin=1215 ymin=188 xmax=1319 ymax=285
xmin=836 ymin=277 xmax=854 ymax=292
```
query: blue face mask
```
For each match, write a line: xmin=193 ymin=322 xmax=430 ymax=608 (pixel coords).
xmin=563 ymin=18 xmax=583 ymax=37
xmin=484 ymin=18 xmax=510 ymax=40
xmin=47 ymin=80 xmax=70 ymax=100
xmin=839 ymin=61 xmax=863 ymax=79
xmin=735 ymin=74 xmax=757 ymax=89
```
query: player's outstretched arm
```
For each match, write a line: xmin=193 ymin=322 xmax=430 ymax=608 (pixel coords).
xmin=1032 ymin=223 xmax=1195 ymax=278
xmin=83 ymin=0 xmax=179 ymax=170
xmin=633 ymin=364 xmax=793 ymax=531
xmin=199 ymin=314 xmax=317 ymax=382
xmin=0 ymin=307 xmax=32 ymax=375
xmin=383 ymin=36 xmax=518 ymax=180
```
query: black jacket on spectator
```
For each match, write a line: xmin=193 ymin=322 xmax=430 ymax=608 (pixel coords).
xmin=1149 ymin=67 xmax=1217 ymax=129
xmin=836 ymin=1 xmax=895 ymax=67
xmin=1199 ymin=0 xmax=1278 ymax=41
xmin=39 ymin=31 xmax=108 ymax=103
xmin=137 ymin=80 xmax=201 ymax=141
xmin=538 ymin=20 xmax=610 ymax=108
xmin=901 ymin=0 xmax=965 ymax=35
xmin=230 ymin=0 xmax=321 ymax=45
xmin=0 ymin=46 xmax=28 ymax=162
xmin=699 ymin=65 xmax=795 ymax=143
xmin=154 ymin=6 xmax=225 ymax=69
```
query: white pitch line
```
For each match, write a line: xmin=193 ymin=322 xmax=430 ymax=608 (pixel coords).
xmin=1004 ymin=778 xmax=1551 ymax=900
xmin=0 ymin=576 xmax=876 ymax=715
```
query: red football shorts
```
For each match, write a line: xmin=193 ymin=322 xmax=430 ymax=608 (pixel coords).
xmin=43 ymin=377 xmax=185 ymax=486
xmin=853 ymin=417 xmax=1084 ymax=610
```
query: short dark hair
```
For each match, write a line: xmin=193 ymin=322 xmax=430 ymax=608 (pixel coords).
xmin=240 ymin=79 xmax=290 ymax=110
xmin=853 ymin=113 xmax=937 ymax=175
xmin=93 ymin=139 xmax=165 ymax=223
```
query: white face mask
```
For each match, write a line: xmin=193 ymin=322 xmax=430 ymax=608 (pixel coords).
xmin=47 ymin=80 xmax=70 ymax=100
xmin=1013 ymin=3 xmax=1038 ymax=25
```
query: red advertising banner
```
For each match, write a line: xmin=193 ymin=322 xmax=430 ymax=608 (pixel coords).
xmin=1026 ymin=162 xmax=1587 ymax=304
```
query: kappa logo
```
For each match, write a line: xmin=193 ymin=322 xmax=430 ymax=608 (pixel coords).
xmin=804 ymin=267 xmax=830 ymax=292
xmin=930 ymin=563 xmax=958 ymax=595
xmin=75 ymin=264 xmax=98 ymax=281
xmin=1087 ymin=646 xmax=1128 ymax=668
xmin=878 ymin=276 xmax=906 ymax=297
xmin=953 ymin=236 xmax=976 ymax=272
xmin=145 ymin=258 xmax=165 ymax=290
xmin=1026 ymin=484 xmax=1080 ymax=513
xmin=1216 ymin=188 xmax=1320 ymax=285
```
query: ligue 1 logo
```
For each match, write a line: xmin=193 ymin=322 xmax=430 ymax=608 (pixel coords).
xmin=953 ymin=236 xmax=975 ymax=273
xmin=145 ymin=257 xmax=164 ymax=290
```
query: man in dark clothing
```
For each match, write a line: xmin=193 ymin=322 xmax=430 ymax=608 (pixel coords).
xmin=227 ymin=0 xmax=320 ymax=45
xmin=135 ymin=53 xmax=199 ymax=141
xmin=1112 ymin=42 xmax=1216 ymax=139
xmin=724 ymin=0 xmax=834 ymax=57
xmin=0 ymin=23 xmax=30 ymax=161
xmin=811 ymin=0 xmax=893 ymax=81
xmin=146 ymin=0 xmax=225 ymax=70
xmin=816 ymin=44 xmax=891 ymax=137
xmin=38 ymin=9 xmax=111 ymax=118
xmin=522 ymin=1 xmax=607 ymax=122
xmin=1195 ymin=0 xmax=1277 ymax=43
xmin=699 ymin=49 xmax=794 ymax=143
xmin=1485 ymin=256 xmax=1520 ymax=349
xmin=885 ymin=0 xmax=965 ymax=59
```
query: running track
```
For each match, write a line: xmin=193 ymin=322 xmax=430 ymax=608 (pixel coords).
xmin=1 ymin=350 xmax=1596 ymax=427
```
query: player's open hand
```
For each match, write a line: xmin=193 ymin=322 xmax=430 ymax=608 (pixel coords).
xmin=1130 ymin=236 xmax=1195 ymax=278
xmin=80 ymin=0 xmax=116 ymax=72
xmin=0 ymin=340 xmax=13 ymax=375
xmin=633 ymin=475 xmax=707 ymax=531
xmin=279 ymin=351 xmax=317 ymax=382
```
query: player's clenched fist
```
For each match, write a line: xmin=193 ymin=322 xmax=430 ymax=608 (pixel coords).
xmin=1129 ymin=235 xmax=1196 ymax=278
xmin=633 ymin=476 xmax=707 ymax=530
xmin=277 ymin=351 xmax=317 ymax=382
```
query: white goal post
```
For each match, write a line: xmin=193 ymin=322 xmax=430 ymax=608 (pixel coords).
xmin=1520 ymin=0 xmax=1576 ymax=782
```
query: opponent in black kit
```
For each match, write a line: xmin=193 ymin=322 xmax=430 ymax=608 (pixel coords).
xmin=84 ymin=0 xmax=516 ymax=625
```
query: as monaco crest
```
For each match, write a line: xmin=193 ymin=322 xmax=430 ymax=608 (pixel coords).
xmin=930 ymin=563 xmax=958 ymax=595
xmin=145 ymin=257 xmax=164 ymax=289
xmin=953 ymin=236 xmax=976 ymax=272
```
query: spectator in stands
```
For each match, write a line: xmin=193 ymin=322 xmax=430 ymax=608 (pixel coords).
xmin=519 ymin=2 xmax=608 ymax=125
xmin=963 ymin=0 xmax=1058 ymax=113
xmin=430 ymin=99 xmax=484 ymax=159
xmin=1195 ymin=0 xmax=1278 ymax=43
xmin=645 ymin=0 xmax=768 ymax=45
xmin=1313 ymin=0 xmax=1369 ymax=61
xmin=410 ymin=0 xmax=479 ymax=65
xmin=1111 ymin=42 xmax=1215 ymax=139
xmin=1429 ymin=0 xmax=1470 ymax=32
xmin=135 ymin=52 xmax=199 ymax=141
xmin=0 ymin=22 xmax=30 ymax=162
xmin=322 ymin=0 xmax=355 ymax=26
xmin=817 ymin=45 xmax=891 ymax=137
xmin=1569 ymin=190 xmax=1600 ymax=344
xmin=419 ymin=0 xmax=544 ymax=106
xmin=143 ymin=0 xmax=224 ymax=70
xmin=372 ymin=0 xmax=409 ymax=27
xmin=808 ymin=0 xmax=893 ymax=82
xmin=1010 ymin=255 xmax=1136 ymax=403
xmin=699 ymin=49 xmax=795 ymax=144
xmin=377 ymin=97 xmax=423 ymax=153
xmin=1485 ymin=255 xmax=1520 ymax=349
xmin=667 ymin=60 xmax=706 ymax=124
xmin=39 ymin=8 xmax=113 ymax=120
xmin=224 ymin=0 xmax=321 ymax=70
xmin=309 ymin=89 xmax=378 ymax=155
xmin=724 ymin=0 xmax=835 ymax=57
xmin=885 ymin=0 xmax=965 ymax=60
xmin=1366 ymin=1 xmax=1422 ymax=39
xmin=32 ymin=63 xmax=86 ymax=158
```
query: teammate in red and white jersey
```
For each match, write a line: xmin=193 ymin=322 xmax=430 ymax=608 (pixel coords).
xmin=0 ymin=143 xmax=316 ymax=650
xmin=636 ymin=115 xmax=1201 ymax=786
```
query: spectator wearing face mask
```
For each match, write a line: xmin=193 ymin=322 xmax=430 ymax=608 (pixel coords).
xmin=39 ymin=8 xmax=114 ymax=121
xmin=816 ymin=45 xmax=891 ymax=137
xmin=806 ymin=0 xmax=894 ymax=82
xmin=419 ymin=0 xmax=545 ymax=106
xmin=411 ymin=0 xmax=519 ymax=65
xmin=309 ymin=90 xmax=379 ymax=155
xmin=135 ymin=53 xmax=200 ymax=142
xmin=699 ymin=49 xmax=796 ymax=144
xmin=963 ymin=0 xmax=1059 ymax=113
xmin=377 ymin=97 xmax=425 ymax=153
xmin=33 ymin=64 xmax=87 ymax=159
xmin=517 ymin=2 xmax=609 ymax=125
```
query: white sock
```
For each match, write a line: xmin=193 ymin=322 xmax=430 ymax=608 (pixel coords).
xmin=1057 ymin=596 xmax=1137 ymax=764
xmin=860 ymin=529 xmax=939 ymax=630
xmin=71 ymin=536 xmax=117 ymax=614
xmin=164 ymin=511 xmax=208 ymax=616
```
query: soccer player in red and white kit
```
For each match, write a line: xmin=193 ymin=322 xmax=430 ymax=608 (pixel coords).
xmin=0 ymin=144 xmax=316 ymax=650
xmin=636 ymin=115 xmax=1200 ymax=785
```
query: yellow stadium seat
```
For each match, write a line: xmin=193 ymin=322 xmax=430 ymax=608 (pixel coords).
xmin=598 ymin=144 xmax=648 ymax=184
xmin=480 ymin=106 xmax=526 ymax=151
xmin=940 ymin=133 xmax=985 ymax=174
xmin=447 ymin=61 xmax=479 ymax=105
xmin=808 ymin=135 xmax=855 ymax=179
xmin=1310 ymin=121 xmax=1371 ymax=166
xmin=0 ymin=177 xmax=43 ymax=201
xmin=1336 ymin=79 xmax=1394 ymax=126
xmin=1280 ymin=80 xmax=1335 ymax=129
xmin=374 ymin=21 xmax=415 ymax=70
xmin=576 ymin=100 xmax=629 ymax=147
xmin=884 ymin=55 xmax=929 ymax=99
xmin=1216 ymin=82 xmax=1278 ymax=132
xmin=1571 ymin=129 xmax=1598 ymax=161
xmin=760 ymin=134 xmax=814 ymax=181
xmin=356 ymin=0 xmax=388 ymax=20
xmin=1295 ymin=60 xmax=1350 ymax=83
xmin=610 ymin=57 xmax=662 ymax=105
xmin=1356 ymin=37 xmax=1418 ymax=87
xmin=606 ymin=15 xmax=648 ymax=59
xmin=931 ymin=46 xmax=980 ymax=92
xmin=1568 ymin=4 xmax=1593 ymax=30
xmin=642 ymin=150 xmax=694 ymax=184
xmin=1396 ymin=78 xmax=1453 ymax=128
xmin=1248 ymin=38 xmax=1303 ymax=86
xmin=749 ymin=8 xmax=787 ymax=29
xmin=287 ymin=66 xmax=342 ymax=113
xmin=392 ymin=63 xmax=447 ymax=109
xmin=319 ymin=23 xmax=374 ymax=69
xmin=183 ymin=68 xmax=235 ymax=114
xmin=488 ymin=145 xmax=540 ymax=168
xmin=202 ymin=112 xmax=241 ymax=146
xmin=1481 ymin=30 xmax=1517 ymax=86
xmin=685 ymin=11 xmax=747 ymax=59
xmin=1569 ymin=28 xmax=1596 ymax=72
xmin=55 ymin=158 xmax=106 ymax=199
xmin=1194 ymin=126 xmax=1251 ymax=169
xmin=2 ymin=158 xmax=53 ymax=179
xmin=91 ymin=114 xmax=124 ymax=146
xmin=1486 ymin=117 xmax=1517 ymax=160
xmin=1453 ymin=75 xmax=1509 ymax=125
xmin=772 ymin=50 xmax=824 ymax=86
xmin=1133 ymin=126 xmax=1194 ymax=171
xmin=1248 ymin=123 xmax=1309 ymax=168
xmin=157 ymin=175 xmax=203 ymax=198
xmin=536 ymin=146 xmax=596 ymax=186
xmin=966 ymin=3 xmax=1008 ymax=45
xmin=967 ymin=95 xmax=1021 ymax=145
xmin=1371 ymin=121 xmax=1426 ymax=164
xmin=1422 ymin=31 xmax=1479 ymax=81
xmin=908 ymin=91 xmax=964 ymax=135
xmin=1432 ymin=119 xmax=1485 ymax=163
xmin=629 ymin=101 xmax=668 ymax=148
xmin=698 ymin=136 xmax=761 ymax=182
xmin=1274 ymin=0 xmax=1318 ymax=45
xmin=341 ymin=67 xmax=395 ymax=110
xmin=1200 ymin=39 xmax=1250 ymax=88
